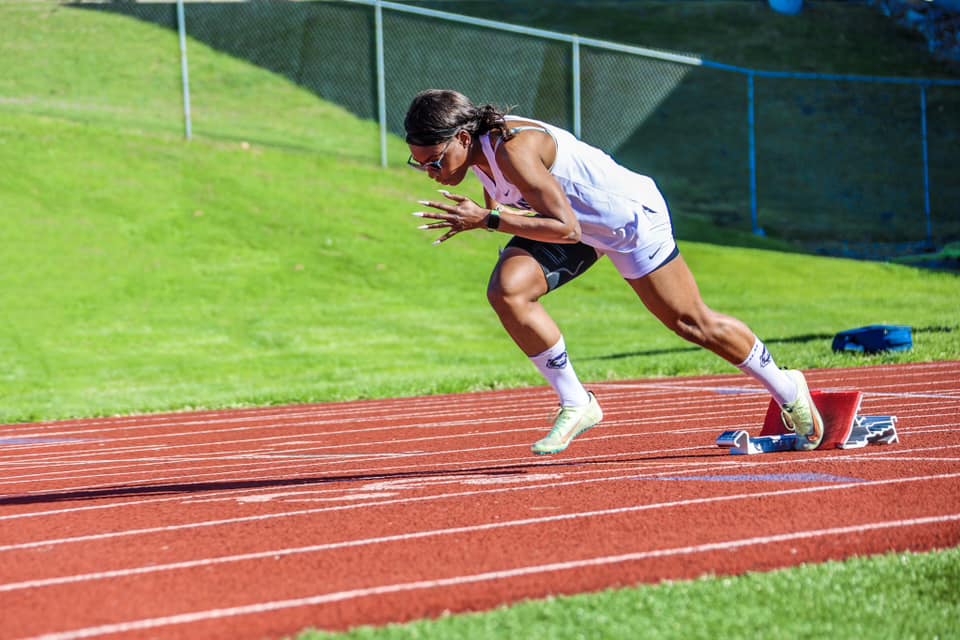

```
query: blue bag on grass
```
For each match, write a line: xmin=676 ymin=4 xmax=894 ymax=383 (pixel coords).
xmin=832 ymin=325 xmax=913 ymax=354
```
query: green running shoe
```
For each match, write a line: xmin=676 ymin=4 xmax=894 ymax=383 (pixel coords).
xmin=780 ymin=370 xmax=824 ymax=451
xmin=531 ymin=392 xmax=603 ymax=455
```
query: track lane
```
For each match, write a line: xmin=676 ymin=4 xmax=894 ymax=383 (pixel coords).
xmin=1 ymin=362 xmax=958 ymax=639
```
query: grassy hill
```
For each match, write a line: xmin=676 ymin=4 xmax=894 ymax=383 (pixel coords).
xmin=1 ymin=0 xmax=959 ymax=424
xmin=32 ymin=0 xmax=960 ymax=256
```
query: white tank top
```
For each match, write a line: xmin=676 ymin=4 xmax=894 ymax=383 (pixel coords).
xmin=471 ymin=116 xmax=672 ymax=253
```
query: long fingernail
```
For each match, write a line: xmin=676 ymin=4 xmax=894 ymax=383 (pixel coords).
xmin=417 ymin=225 xmax=432 ymax=230
xmin=437 ymin=189 xmax=450 ymax=196
xmin=432 ymin=239 xmax=442 ymax=246
xmin=411 ymin=212 xmax=426 ymax=217
xmin=417 ymin=200 xmax=432 ymax=205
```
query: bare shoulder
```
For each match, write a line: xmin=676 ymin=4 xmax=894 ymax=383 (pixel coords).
xmin=495 ymin=120 xmax=556 ymax=171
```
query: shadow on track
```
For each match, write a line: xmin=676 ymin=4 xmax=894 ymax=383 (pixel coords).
xmin=0 ymin=450 xmax=729 ymax=506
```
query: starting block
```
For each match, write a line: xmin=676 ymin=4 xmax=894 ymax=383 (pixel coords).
xmin=716 ymin=390 xmax=898 ymax=455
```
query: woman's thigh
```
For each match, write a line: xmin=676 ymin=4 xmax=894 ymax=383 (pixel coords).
xmin=489 ymin=237 xmax=600 ymax=296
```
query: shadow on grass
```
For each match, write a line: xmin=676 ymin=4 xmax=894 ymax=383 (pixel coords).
xmin=584 ymin=325 xmax=956 ymax=362
xmin=583 ymin=332 xmax=836 ymax=362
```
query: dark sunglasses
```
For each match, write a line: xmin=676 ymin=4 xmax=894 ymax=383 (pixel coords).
xmin=407 ymin=138 xmax=454 ymax=172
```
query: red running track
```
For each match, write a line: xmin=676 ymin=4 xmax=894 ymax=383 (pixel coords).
xmin=1 ymin=362 xmax=959 ymax=639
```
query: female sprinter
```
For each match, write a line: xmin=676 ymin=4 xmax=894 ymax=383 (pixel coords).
xmin=405 ymin=89 xmax=822 ymax=455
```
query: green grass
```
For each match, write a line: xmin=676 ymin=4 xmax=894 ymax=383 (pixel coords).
xmin=1 ymin=2 xmax=959 ymax=639
xmin=296 ymin=548 xmax=960 ymax=639
xmin=3 ymin=104 xmax=958 ymax=423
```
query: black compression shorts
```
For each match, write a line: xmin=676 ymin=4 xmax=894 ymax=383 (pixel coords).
xmin=503 ymin=236 xmax=601 ymax=291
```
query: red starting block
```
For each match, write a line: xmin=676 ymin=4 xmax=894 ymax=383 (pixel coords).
xmin=759 ymin=391 xmax=862 ymax=447
xmin=717 ymin=390 xmax=898 ymax=455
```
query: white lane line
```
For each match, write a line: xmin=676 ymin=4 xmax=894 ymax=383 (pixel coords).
xmin=1 ymin=394 xmax=947 ymax=481
xmin=26 ymin=511 xmax=960 ymax=640
xmin=3 ymin=396 xmax=754 ymax=464
xmin=0 ymin=362 xmax=960 ymax=437
xmin=2 ymin=470 xmax=957 ymax=555
xmin=2 ymin=433 xmax=958 ymax=527
xmin=2 ymin=472 xmax=957 ymax=594
xmin=0 ymin=402 xmax=770 ymax=486
xmin=0 ymin=394 xmax=749 ymax=464
xmin=1 ymin=392 xmax=952 ymax=472
xmin=1 ymin=411 xmax=952 ymax=491
xmin=3 ymin=360 xmax=956 ymax=438
xmin=0 ymin=453 xmax=705 ymax=522
xmin=0 ymin=429 xmax=712 ymax=495
xmin=2 ymin=412 xmax=955 ymax=507
xmin=0 ymin=398 xmax=949 ymax=486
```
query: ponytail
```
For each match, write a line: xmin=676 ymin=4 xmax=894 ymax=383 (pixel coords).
xmin=474 ymin=104 xmax=514 ymax=141
xmin=404 ymin=89 xmax=513 ymax=146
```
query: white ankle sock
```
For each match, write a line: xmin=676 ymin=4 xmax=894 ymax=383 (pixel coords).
xmin=530 ymin=337 xmax=591 ymax=408
xmin=735 ymin=338 xmax=798 ymax=406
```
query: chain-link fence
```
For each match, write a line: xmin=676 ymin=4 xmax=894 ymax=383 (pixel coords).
xmin=15 ymin=0 xmax=960 ymax=257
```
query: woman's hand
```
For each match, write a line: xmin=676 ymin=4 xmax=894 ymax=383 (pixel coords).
xmin=412 ymin=190 xmax=490 ymax=245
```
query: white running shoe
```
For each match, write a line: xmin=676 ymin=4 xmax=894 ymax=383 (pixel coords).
xmin=780 ymin=370 xmax=824 ymax=451
xmin=531 ymin=392 xmax=603 ymax=455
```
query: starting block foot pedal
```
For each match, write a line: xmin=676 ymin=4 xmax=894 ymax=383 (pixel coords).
xmin=716 ymin=390 xmax=898 ymax=455
xmin=717 ymin=430 xmax=797 ymax=455
xmin=759 ymin=391 xmax=863 ymax=447
xmin=838 ymin=415 xmax=899 ymax=449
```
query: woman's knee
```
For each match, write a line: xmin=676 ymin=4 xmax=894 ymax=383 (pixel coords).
xmin=487 ymin=252 xmax=547 ymax=312
xmin=486 ymin=271 xmax=540 ymax=313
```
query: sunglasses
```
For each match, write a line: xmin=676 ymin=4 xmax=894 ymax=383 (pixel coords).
xmin=407 ymin=138 xmax=454 ymax=172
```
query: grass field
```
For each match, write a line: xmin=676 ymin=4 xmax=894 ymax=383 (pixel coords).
xmin=1 ymin=1 xmax=958 ymax=639
xmin=299 ymin=548 xmax=960 ymax=639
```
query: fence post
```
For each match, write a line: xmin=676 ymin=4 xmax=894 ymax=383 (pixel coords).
xmin=572 ymin=35 xmax=581 ymax=139
xmin=747 ymin=72 xmax=763 ymax=236
xmin=176 ymin=0 xmax=192 ymax=140
xmin=920 ymin=84 xmax=933 ymax=249
xmin=375 ymin=0 xmax=388 ymax=168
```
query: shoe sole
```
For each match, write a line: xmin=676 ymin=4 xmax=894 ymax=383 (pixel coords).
xmin=796 ymin=416 xmax=824 ymax=450
xmin=531 ymin=422 xmax=600 ymax=456
xmin=792 ymin=374 xmax=825 ymax=451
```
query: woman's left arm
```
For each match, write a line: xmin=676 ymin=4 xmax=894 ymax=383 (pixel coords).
xmin=493 ymin=134 xmax=581 ymax=243
xmin=413 ymin=131 xmax=580 ymax=245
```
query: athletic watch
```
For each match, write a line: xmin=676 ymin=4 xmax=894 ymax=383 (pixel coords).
xmin=486 ymin=206 xmax=502 ymax=231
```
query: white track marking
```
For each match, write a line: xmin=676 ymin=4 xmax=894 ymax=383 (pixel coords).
xmin=1 ymin=433 xmax=958 ymax=526
xmin=2 ymin=469 xmax=957 ymax=554
xmin=0 ymin=393 xmax=952 ymax=468
xmin=4 ymin=361 xmax=956 ymax=442
xmin=2 ymin=472 xmax=958 ymax=594
xmin=2 ymin=416 xmax=954 ymax=506
xmin=0 ymin=401 xmax=950 ymax=480
xmin=0 ymin=399 xmax=751 ymax=467
xmin=0 ymin=388 xmax=763 ymax=451
xmin=0 ymin=399 xmax=780 ymax=485
xmin=1 ymin=396 xmax=952 ymax=487
xmin=26 ymin=512 xmax=960 ymax=640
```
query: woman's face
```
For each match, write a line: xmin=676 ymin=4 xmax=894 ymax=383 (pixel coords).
xmin=407 ymin=130 xmax=471 ymax=186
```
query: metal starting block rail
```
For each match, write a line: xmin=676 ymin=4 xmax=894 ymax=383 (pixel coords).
xmin=841 ymin=415 xmax=899 ymax=448
xmin=716 ymin=390 xmax=899 ymax=455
